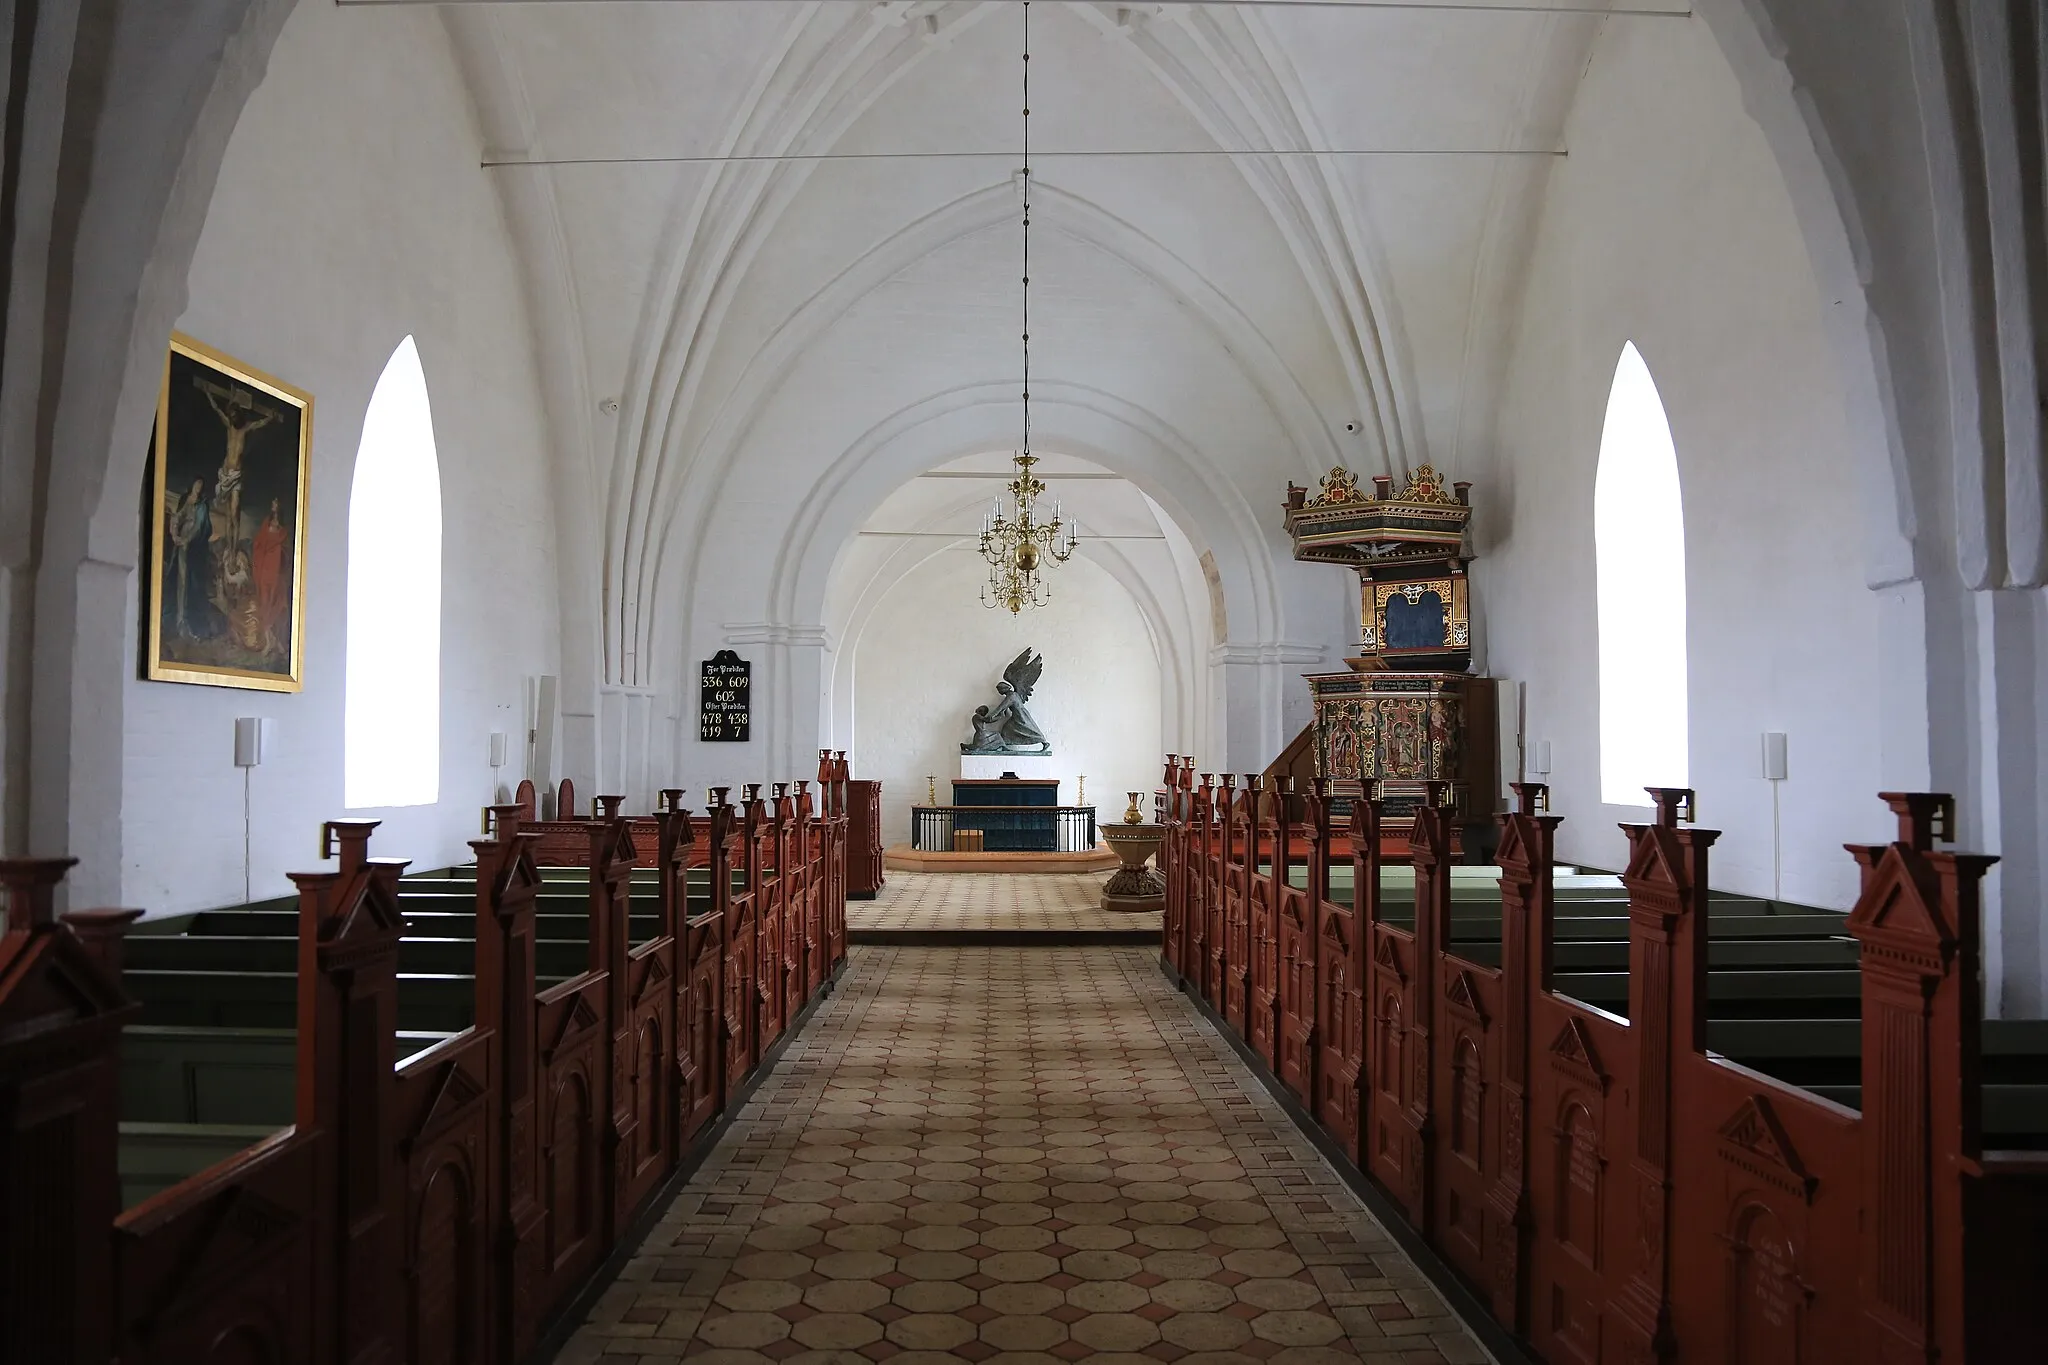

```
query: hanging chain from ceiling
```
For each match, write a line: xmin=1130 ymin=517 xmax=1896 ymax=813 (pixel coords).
xmin=979 ymin=0 xmax=1078 ymax=614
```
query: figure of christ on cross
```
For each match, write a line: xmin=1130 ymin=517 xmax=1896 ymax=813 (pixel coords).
xmin=196 ymin=376 xmax=282 ymax=656
xmin=197 ymin=376 xmax=279 ymax=560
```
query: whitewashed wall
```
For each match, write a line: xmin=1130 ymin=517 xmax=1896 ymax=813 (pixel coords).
xmin=1480 ymin=15 xmax=1881 ymax=909
xmin=120 ymin=1 xmax=560 ymax=913
xmin=850 ymin=549 xmax=1162 ymax=846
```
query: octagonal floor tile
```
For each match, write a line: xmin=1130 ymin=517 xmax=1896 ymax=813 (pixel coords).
xmin=555 ymin=939 xmax=1484 ymax=1365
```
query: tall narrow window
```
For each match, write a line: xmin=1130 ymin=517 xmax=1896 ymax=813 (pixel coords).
xmin=1595 ymin=342 xmax=1687 ymax=804
xmin=345 ymin=337 xmax=441 ymax=808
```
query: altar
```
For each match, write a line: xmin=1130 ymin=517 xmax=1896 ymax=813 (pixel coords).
xmin=928 ymin=776 xmax=1077 ymax=852
xmin=887 ymin=647 xmax=1115 ymax=869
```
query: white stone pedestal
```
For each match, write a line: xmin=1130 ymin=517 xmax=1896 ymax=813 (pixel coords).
xmin=958 ymin=753 xmax=1064 ymax=791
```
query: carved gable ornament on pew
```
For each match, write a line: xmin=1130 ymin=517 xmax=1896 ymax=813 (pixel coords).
xmin=546 ymin=992 xmax=602 ymax=1063
xmin=0 ymin=871 xmax=131 ymax=1037
xmin=1717 ymin=1094 xmax=1818 ymax=1202
xmin=1547 ymin=1015 xmax=1609 ymax=1093
xmin=1372 ymin=931 xmax=1407 ymax=983
xmin=1621 ymin=799 xmax=1699 ymax=907
xmin=1842 ymin=795 xmax=1972 ymax=977
xmin=1444 ymin=968 xmax=1489 ymax=1027
xmin=407 ymin=1057 xmax=489 ymax=1149
xmin=601 ymin=818 xmax=638 ymax=872
xmin=486 ymin=830 xmax=544 ymax=907
xmin=632 ymin=951 xmax=672 ymax=1006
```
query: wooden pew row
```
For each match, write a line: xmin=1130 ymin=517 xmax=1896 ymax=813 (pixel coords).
xmin=109 ymin=795 xmax=777 ymax=1201
xmin=111 ymin=775 xmax=835 ymax=1102
xmin=1179 ymin=771 xmax=2024 ymax=1121
xmin=1155 ymin=756 xmax=2048 ymax=1362
xmin=1 ymin=753 xmax=854 ymax=1365
xmin=1191 ymin=794 xmax=1872 ymax=1059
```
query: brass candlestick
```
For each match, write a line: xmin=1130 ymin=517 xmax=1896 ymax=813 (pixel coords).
xmin=926 ymin=774 xmax=937 ymax=805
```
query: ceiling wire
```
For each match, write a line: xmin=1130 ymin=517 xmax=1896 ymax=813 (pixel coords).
xmin=482 ymin=146 xmax=1564 ymax=167
xmin=339 ymin=2 xmax=1691 ymax=16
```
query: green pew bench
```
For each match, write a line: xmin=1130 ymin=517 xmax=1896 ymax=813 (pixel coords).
xmin=117 ymin=1122 xmax=284 ymax=1210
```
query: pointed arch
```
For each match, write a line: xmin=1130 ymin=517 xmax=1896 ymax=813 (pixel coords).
xmin=344 ymin=337 xmax=443 ymax=809
xmin=1595 ymin=342 xmax=1687 ymax=805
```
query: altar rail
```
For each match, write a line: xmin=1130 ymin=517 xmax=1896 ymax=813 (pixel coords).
xmin=1154 ymin=755 xmax=2048 ymax=1363
xmin=0 ymin=753 xmax=852 ymax=1365
xmin=910 ymin=804 xmax=1098 ymax=853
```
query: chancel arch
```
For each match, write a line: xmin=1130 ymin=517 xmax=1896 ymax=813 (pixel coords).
xmin=661 ymin=378 xmax=1338 ymax=800
xmin=821 ymin=452 xmax=1214 ymax=833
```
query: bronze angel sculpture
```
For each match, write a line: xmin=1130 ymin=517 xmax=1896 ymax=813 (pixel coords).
xmin=961 ymin=649 xmax=1053 ymax=755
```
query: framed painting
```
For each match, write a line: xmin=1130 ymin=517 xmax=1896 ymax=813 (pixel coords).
xmin=145 ymin=332 xmax=312 ymax=691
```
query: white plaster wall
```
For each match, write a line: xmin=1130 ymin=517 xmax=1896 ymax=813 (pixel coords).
xmin=1480 ymin=16 xmax=1882 ymax=909
xmin=121 ymin=2 xmax=560 ymax=911
xmin=850 ymin=549 xmax=1162 ymax=845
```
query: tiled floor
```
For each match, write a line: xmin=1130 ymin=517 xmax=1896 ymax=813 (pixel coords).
xmin=555 ymin=944 xmax=1488 ymax=1364
xmin=849 ymin=873 xmax=1162 ymax=935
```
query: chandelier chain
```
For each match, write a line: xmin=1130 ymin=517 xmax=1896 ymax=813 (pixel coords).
xmin=1021 ymin=0 xmax=1031 ymax=459
xmin=977 ymin=0 xmax=1076 ymax=614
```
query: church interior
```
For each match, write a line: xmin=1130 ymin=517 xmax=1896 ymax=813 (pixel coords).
xmin=3 ymin=2 xmax=2045 ymax=1361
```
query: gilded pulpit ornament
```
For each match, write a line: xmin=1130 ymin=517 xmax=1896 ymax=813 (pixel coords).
xmin=1306 ymin=466 xmax=1369 ymax=507
xmin=961 ymin=649 xmax=1053 ymax=755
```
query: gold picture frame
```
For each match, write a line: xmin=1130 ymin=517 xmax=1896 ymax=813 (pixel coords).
xmin=145 ymin=332 xmax=312 ymax=691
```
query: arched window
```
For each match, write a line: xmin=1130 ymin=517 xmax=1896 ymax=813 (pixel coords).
xmin=1595 ymin=342 xmax=1687 ymax=805
xmin=344 ymin=337 xmax=441 ymax=808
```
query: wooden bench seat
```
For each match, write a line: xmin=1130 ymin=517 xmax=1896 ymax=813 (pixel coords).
xmin=121 ymin=1024 xmax=452 ymax=1127
xmin=1801 ymin=1085 xmax=2048 ymax=1146
xmin=1292 ymin=872 xmax=1784 ymax=916
xmin=1544 ymin=967 xmax=1867 ymax=1017
xmin=1448 ymin=935 xmax=1858 ymax=971
xmin=116 ymin=1122 xmax=283 ymax=1211
xmin=123 ymin=932 xmax=603 ymax=980
xmin=167 ymin=903 xmax=677 ymax=941
xmin=124 ymin=968 xmax=483 ymax=1032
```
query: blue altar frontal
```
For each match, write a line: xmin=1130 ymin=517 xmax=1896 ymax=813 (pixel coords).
xmin=907 ymin=777 xmax=1091 ymax=853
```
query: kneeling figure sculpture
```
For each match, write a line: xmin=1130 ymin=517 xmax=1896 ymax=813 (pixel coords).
xmin=961 ymin=648 xmax=1054 ymax=755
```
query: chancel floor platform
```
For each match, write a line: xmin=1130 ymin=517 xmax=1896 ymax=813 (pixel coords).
xmin=550 ymin=944 xmax=1489 ymax=1364
xmin=850 ymin=871 xmax=1162 ymax=942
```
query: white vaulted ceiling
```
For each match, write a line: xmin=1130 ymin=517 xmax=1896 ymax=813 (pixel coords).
xmin=433 ymin=0 xmax=1620 ymax=685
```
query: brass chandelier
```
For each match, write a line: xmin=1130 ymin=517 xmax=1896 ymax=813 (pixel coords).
xmin=979 ymin=1 xmax=1076 ymax=614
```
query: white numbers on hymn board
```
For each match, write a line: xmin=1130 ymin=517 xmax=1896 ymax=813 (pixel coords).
xmin=699 ymin=651 xmax=752 ymax=742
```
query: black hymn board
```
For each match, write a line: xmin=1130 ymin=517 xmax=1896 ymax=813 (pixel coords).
xmin=699 ymin=650 xmax=751 ymax=742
